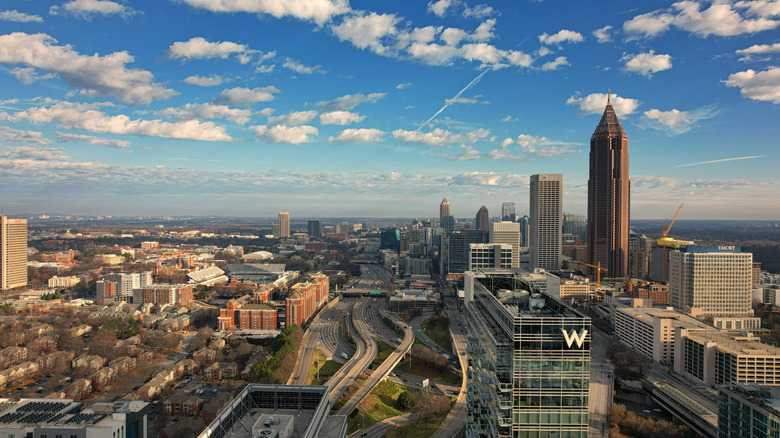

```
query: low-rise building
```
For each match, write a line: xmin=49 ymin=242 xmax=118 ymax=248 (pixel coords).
xmin=47 ymin=275 xmax=81 ymax=288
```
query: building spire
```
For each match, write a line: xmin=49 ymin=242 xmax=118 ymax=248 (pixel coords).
xmin=607 ymin=89 xmax=611 ymax=105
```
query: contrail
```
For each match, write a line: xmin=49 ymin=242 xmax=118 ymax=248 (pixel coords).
xmin=675 ymin=155 xmax=765 ymax=167
xmin=416 ymin=68 xmax=490 ymax=132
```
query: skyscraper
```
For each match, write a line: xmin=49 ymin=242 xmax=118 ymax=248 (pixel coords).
xmin=563 ymin=213 xmax=586 ymax=243
xmin=490 ymin=221 xmax=521 ymax=268
xmin=307 ymin=220 xmax=320 ymax=238
xmin=440 ymin=196 xmax=454 ymax=234
xmin=465 ymin=270 xmax=591 ymax=437
xmin=587 ymin=92 xmax=630 ymax=278
xmin=278 ymin=212 xmax=290 ymax=238
xmin=0 ymin=216 xmax=27 ymax=291
xmin=440 ymin=195 xmax=451 ymax=220
xmin=475 ymin=206 xmax=489 ymax=232
xmin=530 ymin=174 xmax=562 ymax=271
xmin=501 ymin=201 xmax=516 ymax=222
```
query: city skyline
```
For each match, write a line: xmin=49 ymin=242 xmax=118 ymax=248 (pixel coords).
xmin=0 ymin=0 xmax=779 ymax=219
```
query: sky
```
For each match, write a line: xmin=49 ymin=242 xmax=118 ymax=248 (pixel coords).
xmin=0 ymin=0 xmax=779 ymax=220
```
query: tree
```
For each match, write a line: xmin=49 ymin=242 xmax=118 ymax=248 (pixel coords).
xmin=397 ymin=390 xmax=414 ymax=410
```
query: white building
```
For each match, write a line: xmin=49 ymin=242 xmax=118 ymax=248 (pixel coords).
xmin=529 ymin=173 xmax=562 ymax=271
xmin=47 ymin=275 xmax=81 ymax=288
xmin=96 ymin=271 xmax=153 ymax=304
xmin=469 ymin=243 xmax=512 ymax=270
xmin=489 ymin=221 xmax=521 ymax=268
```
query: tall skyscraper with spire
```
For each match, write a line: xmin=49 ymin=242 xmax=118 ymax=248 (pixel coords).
xmin=475 ymin=206 xmax=489 ymax=231
xmin=440 ymin=196 xmax=454 ymax=234
xmin=587 ymin=92 xmax=630 ymax=278
xmin=440 ymin=196 xmax=450 ymax=220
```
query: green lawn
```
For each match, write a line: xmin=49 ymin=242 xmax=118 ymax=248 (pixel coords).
xmin=305 ymin=348 xmax=342 ymax=385
xmin=346 ymin=380 xmax=406 ymax=434
xmin=397 ymin=357 xmax=462 ymax=386
xmin=386 ymin=410 xmax=450 ymax=438
xmin=422 ymin=320 xmax=452 ymax=352
xmin=375 ymin=338 xmax=396 ymax=363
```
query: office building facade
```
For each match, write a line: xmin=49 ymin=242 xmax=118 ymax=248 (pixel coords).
xmin=0 ymin=216 xmax=27 ymax=291
xmin=562 ymin=213 xmax=586 ymax=243
xmin=530 ymin=174 xmax=562 ymax=271
xmin=476 ymin=206 xmax=490 ymax=232
xmin=307 ymin=220 xmax=320 ymax=238
xmin=465 ymin=270 xmax=590 ymax=437
xmin=501 ymin=202 xmax=517 ymax=222
xmin=719 ymin=383 xmax=780 ymax=438
xmin=449 ymin=229 xmax=489 ymax=273
xmin=278 ymin=212 xmax=290 ymax=238
xmin=490 ymin=222 xmax=522 ymax=268
xmin=669 ymin=245 xmax=753 ymax=317
xmin=587 ymin=93 xmax=630 ymax=279
xmin=469 ymin=243 xmax=512 ymax=270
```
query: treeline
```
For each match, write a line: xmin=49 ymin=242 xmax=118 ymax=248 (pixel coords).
xmin=610 ymin=404 xmax=697 ymax=438
xmin=411 ymin=344 xmax=448 ymax=369
xmin=248 ymin=324 xmax=302 ymax=383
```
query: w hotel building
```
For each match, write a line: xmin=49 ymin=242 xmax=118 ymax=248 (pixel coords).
xmin=464 ymin=269 xmax=591 ymax=437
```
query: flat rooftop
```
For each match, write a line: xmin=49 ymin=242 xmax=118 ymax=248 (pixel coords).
xmin=617 ymin=307 xmax=716 ymax=331
xmin=685 ymin=331 xmax=780 ymax=356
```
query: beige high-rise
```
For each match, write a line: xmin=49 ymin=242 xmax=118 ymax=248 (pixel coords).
xmin=489 ymin=221 xmax=521 ymax=268
xmin=1 ymin=216 xmax=27 ymax=290
xmin=278 ymin=212 xmax=290 ymax=238
xmin=530 ymin=174 xmax=562 ymax=271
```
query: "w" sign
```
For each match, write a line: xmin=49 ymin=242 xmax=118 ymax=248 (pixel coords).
xmin=561 ymin=329 xmax=588 ymax=348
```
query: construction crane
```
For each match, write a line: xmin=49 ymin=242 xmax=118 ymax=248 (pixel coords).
xmin=660 ymin=203 xmax=684 ymax=283
xmin=571 ymin=260 xmax=607 ymax=288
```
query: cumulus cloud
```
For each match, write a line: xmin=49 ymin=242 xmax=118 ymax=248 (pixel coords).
xmin=214 ymin=86 xmax=280 ymax=107
xmin=566 ymin=92 xmax=640 ymax=117
xmin=182 ymin=75 xmax=226 ymax=87
xmin=317 ymin=92 xmax=386 ymax=111
xmin=268 ymin=110 xmax=318 ymax=126
xmin=319 ymin=110 xmax=365 ymax=125
xmin=725 ymin=67 xmax=780 ymax=103
xmin=449 ymin=171 xmax=529 ymax=186
xmin=179 ymin=0 xmax=349 ymax=25
xmin=0 ymin=145 xmax=68 ymax=161
xmin=328 ymin=128 xmax=384 ymax=143
xmin=396 ymin=82 xmax=412 ymax=89
xmin=427 ymin=0 xmax=456 ymax=17
xmin=392 ymin=127 xmax=490 ymax=147
xmin=167 ymin=37 xmax=247 ymax=61
xmin=592 ymin=25 xmax=614 ymax=43
xmin=540 ymin=56 xmax=569 ymax=71
xmin=538 ymin=29 xmax=584 ymax=45
xmin=10 ymin=67 xmax=56 ymax=84
xmin=0 ymin=10 xmax=44 ymax=22
xmin=50 ymin=0 xmax=136 ymax=19
xmin=157 ymin=103 xmax=252 ymax=125
xmin=0 ymin=32 xmax=175 ymax=105
xmin=282 ymin=58 xmax=325 ymax=74
xmin=55 ymin=132 xmax=130 ymax=148
xmin=0 ymin=126 xmax=51 ymax=144
xmin=642 ymin=105 xmax=719 ymax=134
xmin=736 ymin=42 xmax=780 ymax=60
xmin=621 ymin=50 xmax=673 ymax=77
xmin=332 ymin=12 xmax=400 ymax=55
xmin=623 ymin=1 xmax=779 ymax=39
xmin=6 ymin=101 xmax=233 ymax=142
xmin=252 ymin=124 xmax=318 ymax=145
xmin=494 ymin=133 xmax=581 ymax=158
xmin=463 ymin=4 xmax=498 ymax=19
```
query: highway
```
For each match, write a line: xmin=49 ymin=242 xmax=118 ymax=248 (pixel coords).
xmin=589 ymin=328 xmax=615 ymax=438
xmin=430 ymin=295 xmax=468 ymax=438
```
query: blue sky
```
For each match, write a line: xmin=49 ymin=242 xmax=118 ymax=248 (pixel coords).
xmin=0 ymin=0 xmax=779 ymax=220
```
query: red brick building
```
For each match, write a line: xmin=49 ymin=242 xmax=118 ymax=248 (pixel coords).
xmin=141 ymin=284 xmax=194 ymax=307
xmin=285 ymin=274 xmax=329 ymax=327
xmin=218 ymin=295 xmax=279 ymax=330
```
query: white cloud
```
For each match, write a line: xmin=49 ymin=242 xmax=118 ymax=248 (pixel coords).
xmin=736 ymin=42 xmax=780 ymax=60
xmin=282 ymin=58 xmax=324 ymax=74
xmin=7 ymin=101 xmax=233 ymax=142
xmin=317 ymin=92 xmax=386 ymax=111
xmin=179 ymin=0 xmax=350 ymax=25
xmin=214 ymin=86 xmax=280 ymax=107
xmin=0 ymin=146 xmax=68 ymax=161
xmin=396 ymin=82 xmax=412 ymax=89
xmin=725 ymin=67 xmax=780 ymax=103
xmin=0 ymin=126 xmax=51 ymax=145
xmin=501 ymin=115 xmax=516 ymax=122
xmin=624 ymin=1 xmax=779 ymax=39
xmin=592 ymin=25 xmax=614 ymax=43
xmin=157 ymin=103 xmax=252 ymax=125
xmin=256 ymin=65 xmax=276 ymax=73
xmin=449 ymin=171 xmax=529 ymax=186
xmin=735 ymin=1 xmax=780 ymax=17
xmin=462 ymin=4 xmax=498 ymax=19
xmin=0 ymin=10 xmax=44 ymax=22
xmin=0 ymin=32 xmax=175 ymax=105
xmin=392 ymin=127 xmax=489 ymax=147
xmin=621 ymin=50 xmax=673 ymax=77
xmin=332 ymin=12 xmax=399 ymax=55
xmin=319 ymin=110 xmax=365 ymax=125
xmin=428 ymin=0 xmax=456 ymax=17
xmin=328 ymin=128 xmax=384 ymax=143
xmin=55 ymin=132 xmax=130 ymax=148
xmin=167 ymin=37 xmax=247 ymax=61
xmin=10 ymin=67 xmax=56 ymax=84
xmin=538 ymin=29 xmax=584 ymax=45
xmin=566 ymin=92 xmax=640 ymax=117
xmin=268 ymin=110 xmax=318 ymax=126
xmin=182 ymin=75 xmax=226 ymax=87
xmin=642 ymin=105 xmax=719 ymax=134
xmin=252 ymin=124 xmax=318 ymax=145
xmin=540 ymin=56 xmax=569 ymax=71
xmin=50 ymin=0 xmax=135 ymax=19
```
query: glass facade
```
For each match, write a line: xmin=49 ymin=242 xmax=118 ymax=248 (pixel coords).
xmin=466 ymin=271 xmax=591 ymax=438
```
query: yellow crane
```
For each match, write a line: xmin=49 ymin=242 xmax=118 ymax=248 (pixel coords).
xmin=660 ymin=203 xmax=684 ymax=283
xmin=571 ymin=260 xmax=607 ymax=288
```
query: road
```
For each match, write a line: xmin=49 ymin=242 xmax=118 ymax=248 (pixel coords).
xmin=430 ymin=296 xmax=469 ymax=438
xmin=589 ymin=328 xmax=615 ymax=438
xmin=327 ymin=299 xmax=377 ymax=407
